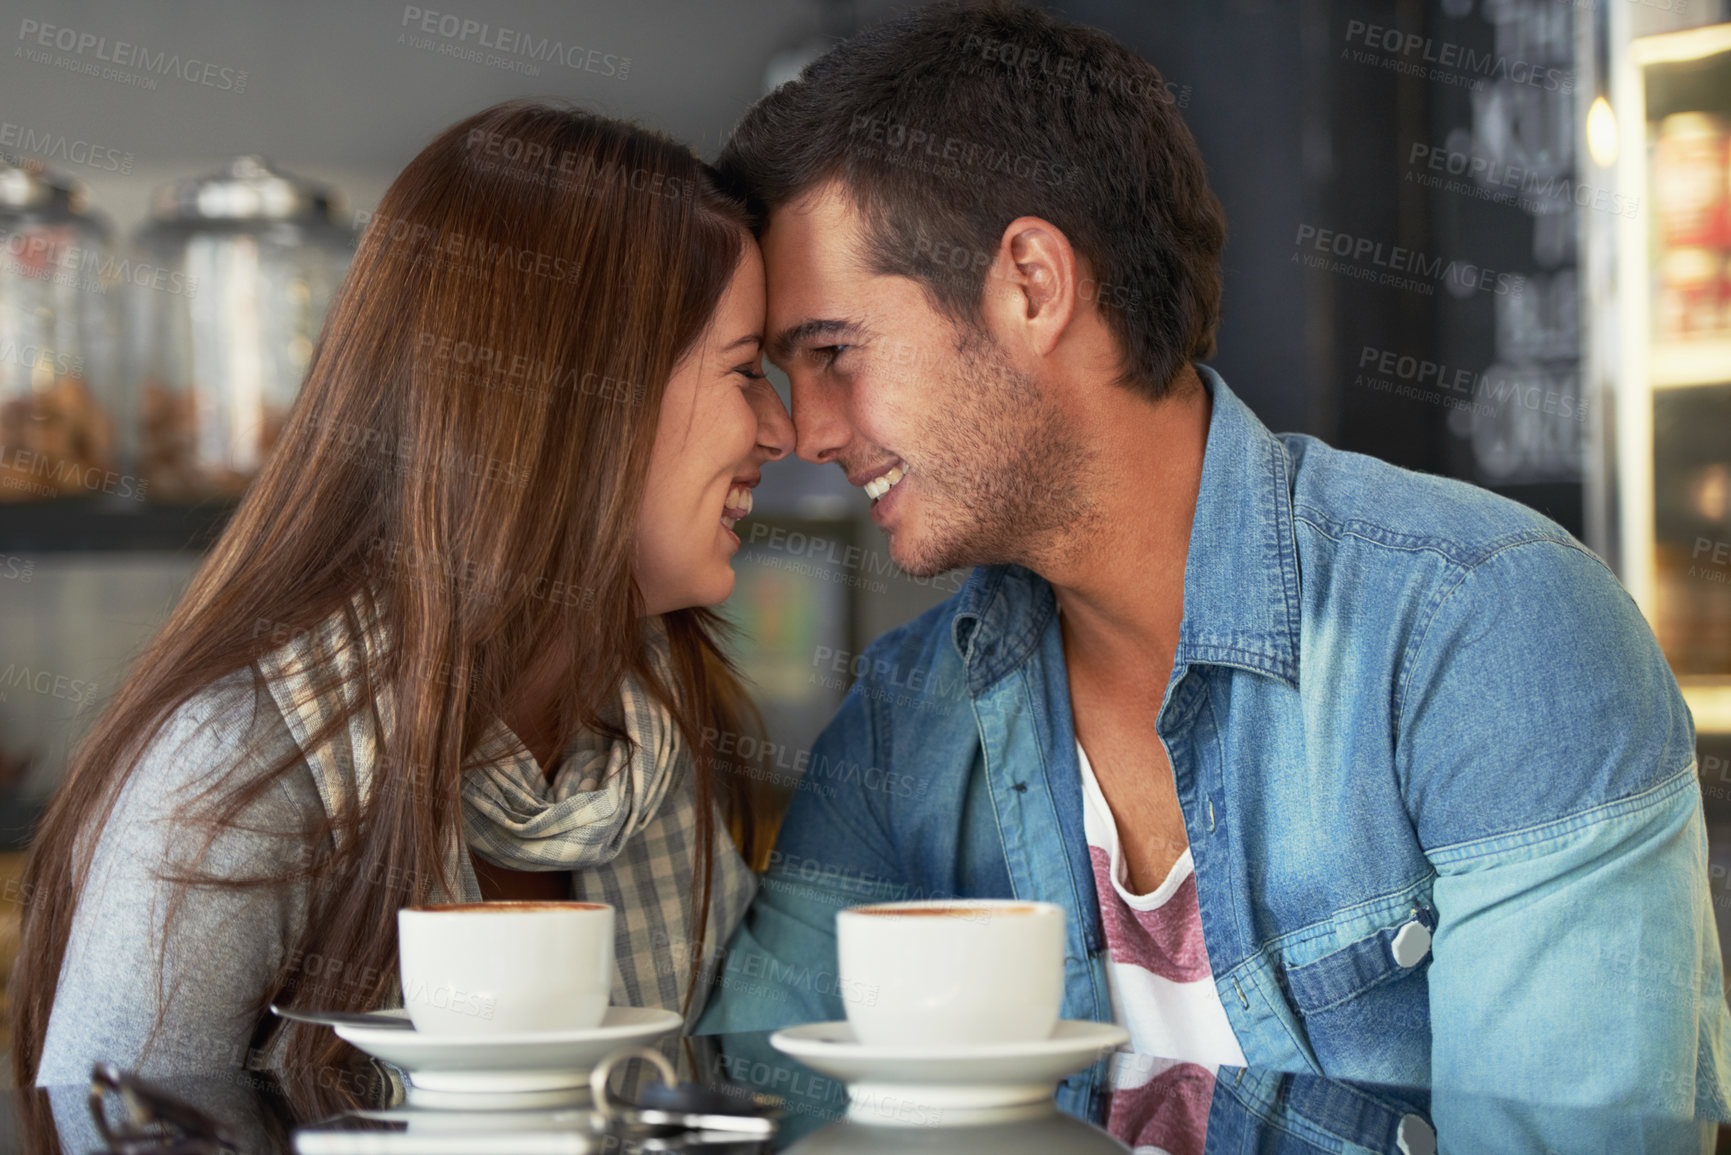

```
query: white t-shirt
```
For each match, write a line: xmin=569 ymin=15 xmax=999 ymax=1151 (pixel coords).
xmin=1078 ymin=739 xmax=1245 ymax=1155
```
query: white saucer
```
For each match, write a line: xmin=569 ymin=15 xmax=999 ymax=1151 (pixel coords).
xmin=768 ymin=1019 xmax=1129 ymax=1126
xmin=333 ymin=1006 xmax=682 ymax=1108
xmin=296 ymin=1107 xmax=596 ymax=1153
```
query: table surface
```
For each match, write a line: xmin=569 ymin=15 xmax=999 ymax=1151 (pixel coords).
xmin=7 ymin=1056 xmax=1731 ymax=1155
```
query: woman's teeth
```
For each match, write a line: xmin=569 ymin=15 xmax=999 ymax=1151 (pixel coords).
xmin=862 ymin=463 xmax=906 ymax=501
xmin=721 ymin=484 xmax=753 ymax=530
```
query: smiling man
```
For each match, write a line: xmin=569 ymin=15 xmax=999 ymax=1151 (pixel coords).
xmin=692 ymin=0 xmax=1731 ymax=1141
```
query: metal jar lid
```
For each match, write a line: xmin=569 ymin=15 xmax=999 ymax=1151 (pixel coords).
xmin=0 ymin=153 xmax=91 ymax=215
xmin=149 ymin=155 xmax=338 ymax=222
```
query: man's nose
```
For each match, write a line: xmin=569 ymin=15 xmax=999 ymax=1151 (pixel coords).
xmin=789 ymin=373 xmax=851 ymax=465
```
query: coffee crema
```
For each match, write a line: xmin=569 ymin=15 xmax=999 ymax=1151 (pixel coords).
xmin=854 ymin=903 xmax=1037 ymax=917
xmin=407 ymin=901 xmax=610 ymax=913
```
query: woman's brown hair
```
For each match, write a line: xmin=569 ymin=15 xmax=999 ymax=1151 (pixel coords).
xmin=11 ymin=100 xmax=775 ymax=1081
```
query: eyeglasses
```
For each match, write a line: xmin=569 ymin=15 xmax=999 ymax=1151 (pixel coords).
xmin=87 ymin=1063 xmax=240 ymax=1155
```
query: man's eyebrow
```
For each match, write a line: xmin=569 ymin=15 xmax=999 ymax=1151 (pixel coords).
xmin=769 ymin=319 xmax=861 ymax=364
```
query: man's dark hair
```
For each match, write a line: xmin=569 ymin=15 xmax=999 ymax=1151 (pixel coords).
xmin=718 ymin=0 xmax=1226 ymax=400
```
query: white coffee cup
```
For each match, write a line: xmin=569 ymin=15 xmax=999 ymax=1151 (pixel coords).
xmin=835 ymin=899 xmax=1065 ymax=1047
xmin=397 ymin=901 xmax=614 ymax=1035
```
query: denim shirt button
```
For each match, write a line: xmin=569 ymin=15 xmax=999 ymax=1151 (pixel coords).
xmin=1391 ymin=920 xmax=1432 ymax=968
xmin=1396 ymin=1112 xmax=1436 ymax=1155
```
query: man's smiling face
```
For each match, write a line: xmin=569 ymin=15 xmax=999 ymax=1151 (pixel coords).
xmin=762 ymin=180 xmax=1086 ymax=578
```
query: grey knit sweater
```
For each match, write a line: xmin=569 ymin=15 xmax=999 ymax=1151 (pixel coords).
xmin=34 ymin=666 xmax=751 ymax=1087
xmin=38 ymin=670 xmax=318 ymax=1085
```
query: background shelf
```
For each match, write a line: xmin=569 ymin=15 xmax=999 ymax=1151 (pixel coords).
xmin=1652 ymin=341 xmax=1731 ymax=389
xmin=0 ymin=500 xmax=237 ymax=555
xmin=1685 ymin=680 xmax=1731 ymax=735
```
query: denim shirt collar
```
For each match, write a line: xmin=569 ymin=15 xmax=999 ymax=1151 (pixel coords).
xmin=950 ymin=366 xmax=1302 ymax=691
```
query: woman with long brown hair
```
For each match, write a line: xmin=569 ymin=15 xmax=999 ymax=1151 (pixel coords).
xmin=12 ymin=99 xmax=793 ymax=1084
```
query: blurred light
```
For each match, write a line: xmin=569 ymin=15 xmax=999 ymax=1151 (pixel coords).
xmin=1695 ymin=464 xmax=1729 ymax=523
xmin=1587 ymin=96 xmax=1619 ymax=167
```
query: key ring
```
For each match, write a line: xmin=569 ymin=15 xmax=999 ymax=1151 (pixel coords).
xmin=589 ymin=1045 xmax=679 ymax=1123
xmin=587 ymin=1044 xmax=779 ymax=1151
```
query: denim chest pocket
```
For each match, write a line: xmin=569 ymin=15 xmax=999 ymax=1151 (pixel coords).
xmin=1277 ymin=895 xmax=1436 ymax=1023
xmin=1273 ymin=904 xmax=1437 ymax=1076
xmin=1281 ymin=912 xmax=1432 ymax=1009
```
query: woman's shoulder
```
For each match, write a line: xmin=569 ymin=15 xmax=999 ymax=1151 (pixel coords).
xmin=40 ymin=670 xmax=324 ymax=1086
xmin=73 ymin=667 xmax=326 ymax=904
xmin=126 ymin=666 xmax=320 ymax=820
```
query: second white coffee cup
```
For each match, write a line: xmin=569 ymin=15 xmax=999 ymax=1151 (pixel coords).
xmin=397 ymin=901 xmax=614 ymax=1035
xmin=836 ymin=899 xmax=1065 ymax=1048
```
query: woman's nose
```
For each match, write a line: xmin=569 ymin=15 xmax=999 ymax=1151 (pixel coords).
xmin=752 ymin=380 xmax=796 ymax=462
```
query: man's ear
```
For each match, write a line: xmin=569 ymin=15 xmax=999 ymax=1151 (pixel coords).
xmin=980 ymin=216 xmax=1078 ymax=358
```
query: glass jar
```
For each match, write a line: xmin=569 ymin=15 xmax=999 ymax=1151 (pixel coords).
xmin=0 ymin=155 xmax=120 ymax=501
xmin=131 ymin=156 xmax=353 ymax=501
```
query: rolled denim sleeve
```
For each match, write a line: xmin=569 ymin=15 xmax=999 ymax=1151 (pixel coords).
xmin=1397 ymin=538 xmax=1731 ymax=1117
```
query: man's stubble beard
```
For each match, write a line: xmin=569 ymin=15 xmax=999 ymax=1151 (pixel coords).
xmin=893 ymin=330 xmax=1100 ymax=578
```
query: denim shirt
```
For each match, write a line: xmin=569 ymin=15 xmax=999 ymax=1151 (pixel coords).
xmin=695 ymin=366 xmax=1731 ymax=1127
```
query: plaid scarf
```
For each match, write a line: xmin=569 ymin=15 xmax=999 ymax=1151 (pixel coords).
xmin=255 ymin=599 xmax=755 ymax=1036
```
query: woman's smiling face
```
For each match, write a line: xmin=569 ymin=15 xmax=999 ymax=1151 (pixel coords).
xmin=635 ymin=240 xmax=793 ymax=614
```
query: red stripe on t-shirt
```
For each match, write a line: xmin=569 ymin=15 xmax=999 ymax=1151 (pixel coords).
xmin=1089 ymin=845 xmax=1212 ymax=983
xmin=1101 ymin=1061 xmax=1216 ymax=1155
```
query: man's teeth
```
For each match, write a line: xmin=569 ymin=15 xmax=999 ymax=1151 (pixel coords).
xmin=862 ymin=464 xmax=906 ymax=501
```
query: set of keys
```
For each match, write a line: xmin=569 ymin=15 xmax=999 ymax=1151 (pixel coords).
xmin=586 ymin=1047 xmax=783 ymax=1152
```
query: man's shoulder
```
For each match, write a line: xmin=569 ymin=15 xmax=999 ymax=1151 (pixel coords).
xmin=1281 ymin=432 xmax=1592 ymax=574
xmin=1276 ymin=437 xmax=1691 ymax=842
xmin=834 ymin=582 xmax=982 ymax=730
xmin=855 ymin=584 xmax=973 ymax=672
